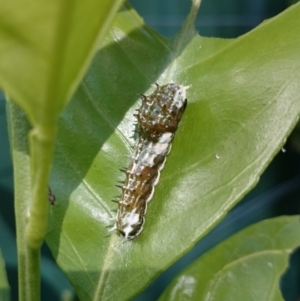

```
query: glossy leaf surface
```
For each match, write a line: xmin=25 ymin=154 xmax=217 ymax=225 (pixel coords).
xmin=47 ymin=3 xmax=300 ymax=301
xmin=158 ymin=216 xmax=300 ymax=301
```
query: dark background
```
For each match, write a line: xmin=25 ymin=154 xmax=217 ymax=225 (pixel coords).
xmin=1 ymin=0 xmax=299 ymax=300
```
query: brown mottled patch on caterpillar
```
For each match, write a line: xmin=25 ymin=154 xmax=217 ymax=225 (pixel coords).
xmin=111 ymin=83 xmax=188 ymax=239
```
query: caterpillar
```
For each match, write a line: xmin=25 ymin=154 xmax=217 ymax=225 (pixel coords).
xmin=111 ymin=83 xmax=188 ymax=239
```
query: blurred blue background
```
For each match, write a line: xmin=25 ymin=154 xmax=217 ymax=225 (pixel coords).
xmin=1 ymin=0 xmax=299 ymax=300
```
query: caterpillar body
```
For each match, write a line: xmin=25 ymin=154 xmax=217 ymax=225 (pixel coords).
xmin=112 ymin=83 xmax=188 ymax=239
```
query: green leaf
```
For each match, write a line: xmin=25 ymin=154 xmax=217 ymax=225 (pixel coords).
xmin=0 ymin=0 xmax=124 ymax=127
xmin=1 ymin=1 xmax=123 ymax=300
xmin=158 ymin=216 xmax=300 ymax=301
xmin=0 ymin=250 xmax=10 ymax=301
xmin=47 ymin=2 xmax=300 ymax=301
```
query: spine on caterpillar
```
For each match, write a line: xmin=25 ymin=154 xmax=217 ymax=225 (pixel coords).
xmin=112 ymin=83 xmax=188 ymax=239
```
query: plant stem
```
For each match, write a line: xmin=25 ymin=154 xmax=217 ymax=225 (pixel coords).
xmin=6 ymin=100 xmax=56 ymax=301
xmin=26 ymin=125 xmax=56 ymax=249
